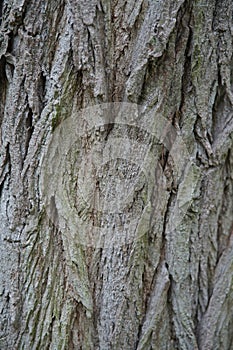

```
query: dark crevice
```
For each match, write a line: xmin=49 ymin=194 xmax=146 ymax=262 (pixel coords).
xmin=137 ymin=58 xmax=158 ymax=105
xmin=45 ymin=0 xmax=66 ymax=71
xmin=211 ymin=69 xmax=232 ymax=146
xmin=40 ymin=71 xmax=46 ymax=95
xmin=26 ymin=106 xmax=33 ymax=128
xmin=135 ymin=171 xmax=176 ymax=347
xmin=194 ymin=115 xmax=213 ymax=163
xmin=207 ymin=255 xmax=214 ymax=301
xmin=159 ymin=192 xmax=177 ymax=344
xmin=176 ymin=5 xmax=193 ymax=129
xmin=175 ymin=0 xmax=192 ymax=52
xmin=196 ymin=262 xmax=204 ymax=342
xmin=23 ymin=106 xmax=34 ymax=162
xmin=0 ymin=0 xmax=3 ymax=23
xmin=211 ymin=65 xmax=225 ymax=139
xmin=162 ymin=191 xmax=175 ymax=243
xmin=5 ymin=60 xmax=15 ymax=82
xmin=0 ymin=143 xmax=11 ymax=198
xmin=158 ymin=145 xmax=169 ymax=171
xmin=38 ymin=71 xmax=46 ymax=113
xmin=180 ymin=25 xmax=193 ymax=91
xmin=135 ymin=316 xmax=143 ymax=348
xmin=216 ymin=149 xmax=233 ymax=260
xmin=9 ymin=0 xmax=30 ymax=34
xmin=86 ymin=26 xmax=96 ymax=68
xmin=97 ymin=3 xmax=114 ymax=101
xmin=0 ymin=56 xmax=8 ymax=127
xmin=6 ymin=31 xmax=14 ymax=53
xmin=167 ymin=274 xmax=178 ymax=348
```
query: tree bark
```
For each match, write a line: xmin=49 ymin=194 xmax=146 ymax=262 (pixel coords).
xmin=0 ymin=0 xmax=233 ymax=349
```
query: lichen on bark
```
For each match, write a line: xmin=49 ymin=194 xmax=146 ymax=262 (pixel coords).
xmin=0 ymin=0 xmax=233 ymax=349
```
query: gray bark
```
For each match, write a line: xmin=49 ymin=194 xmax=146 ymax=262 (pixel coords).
xmin=0 ymin=0 xmax=233 ymax=349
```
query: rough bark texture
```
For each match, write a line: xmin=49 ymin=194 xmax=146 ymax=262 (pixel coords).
xmin=0 ymin=0 xmax=233 ymax=349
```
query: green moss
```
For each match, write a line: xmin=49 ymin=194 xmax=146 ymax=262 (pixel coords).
xmin=191 ymin=45 xmax=202 ymax=78
xmin=51 ymin=68 xmax=78 ymax=131
xmin=51 ymin=105 xmax=62 ymax=131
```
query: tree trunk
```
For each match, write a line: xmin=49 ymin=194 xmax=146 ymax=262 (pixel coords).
xmin=0 ymin=0 xmax=233 ymax=349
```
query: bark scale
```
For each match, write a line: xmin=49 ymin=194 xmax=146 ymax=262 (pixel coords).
xmin=0 ymin=1 xmax=233 ymax=349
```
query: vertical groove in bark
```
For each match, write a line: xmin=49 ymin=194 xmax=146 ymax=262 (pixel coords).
xmin=0 ymin=0 xmax=232 ymax=349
